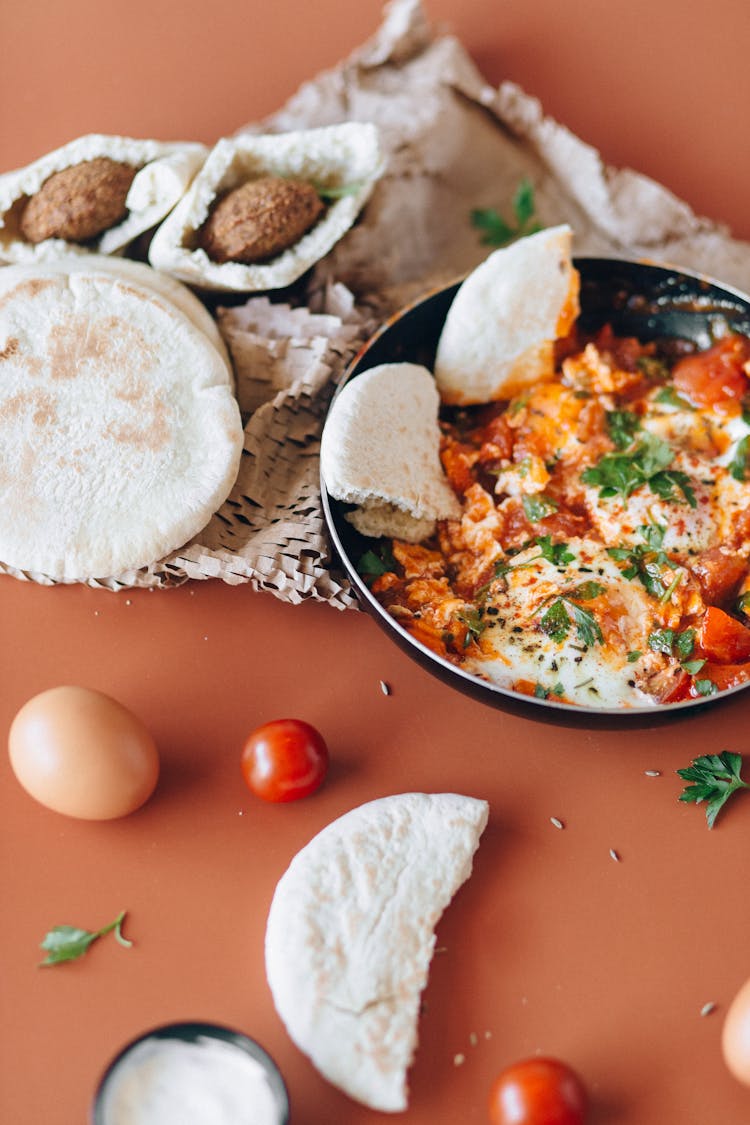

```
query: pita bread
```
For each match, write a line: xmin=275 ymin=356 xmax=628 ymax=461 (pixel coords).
xmin=434 ymin=225 xmax=580 ymax=405
xmin=0 ymin=263 xmax=243 ymax=580
xmin=0 ymin=134 xmax=207 ymax=264
xmin=320 ymin=361 xmax=461 ymax=542
xmin=148 ymin=123 xmax=384 ymax=292
xmin=265 ymin=792 xmax=488 ymax=1112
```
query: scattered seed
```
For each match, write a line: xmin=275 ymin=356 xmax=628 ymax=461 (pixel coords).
xmin=550 ymin=816 xmax=565 ymax=830
xmin=700 ymin=1002 xmax=717 ymax=1017
xmin=380 ymin=680 xmax=391 ymax=696
xmin=644 ymin=769 xmax=661 ymax=777
xmin=453 ymin=1053 xmax=465 ymax=1067
xmin=609 ymin=848 xmax=621 ymax=862
xmin=434 ymin=945 xmax=448 ymax=954
xmin=484 ymin=1030 xmax=492 ymax=1040
xmin=125 ymin=599 xmax=132 ymax=606
xmin=469 ymin=1032 xmax=478 ymax=1047
xmin=203 ymin=635 xmax=208 ymax=641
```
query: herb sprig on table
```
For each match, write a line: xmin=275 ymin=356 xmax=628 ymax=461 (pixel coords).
xmin=38 ymin=909 xmax=132 ymax=966
xmin=470 ymin=178 xmax=541 ymax=247
xmin=677 ymin=752 xmax=749 ymax=829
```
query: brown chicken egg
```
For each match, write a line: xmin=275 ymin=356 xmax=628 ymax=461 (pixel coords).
xmin=722 ymin=975 xmax=750 ymax=1087
xmin=8 ymin=686 xmax=159 ymax=819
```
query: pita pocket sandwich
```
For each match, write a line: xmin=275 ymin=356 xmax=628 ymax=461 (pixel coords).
xmin=148 ymin=123 xmax=384 ymax=292
xmin=434 ymin=224 xmax=580 ymax=405
xmin=0 ymin=258 xmax=243 ymax=581
xmin=0 ymin=134 xmax=207 ymax=264
xmin=320 ymin=361 xmax=461 ymax=543
xmin=265 ymin=792 xmax=488 ymax=1112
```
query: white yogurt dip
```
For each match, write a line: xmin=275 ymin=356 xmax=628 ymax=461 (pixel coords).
xmin=97 ymin=1034 xmax=282 ymax=1125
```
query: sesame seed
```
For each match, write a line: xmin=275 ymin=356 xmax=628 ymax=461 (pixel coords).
xmin=609 ymin=848 xmax=621 ymax=862
xmin=550 ymin=816 xmax=565 ymax=830
xmin=380 ymin=680 xmax=391 ymax=695
xmin=453 ymin=1054 xmax=465 ymax=1067
xmin=484 ymin=1030 xmax=492 ymax=1040
xmin=469 ymin=1032 xmax=478 ymax=1047
xmin=644 ymin=769 xmax=661 ymax=777
xmin=125 ymin=599 xmax=132 ymax=606
xmin=700 ymin=1002 xmax=717 ymax=1017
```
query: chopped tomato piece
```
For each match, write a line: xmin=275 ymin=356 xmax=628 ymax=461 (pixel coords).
xmin=697 ymin=606 xmax=750 ymax=663
xmin=672 ymin=334 xmax=750 ymax=412
xmin=440 ymin=439 xmax=476 ymax=494
xmin=660 ymin=670 xmax=692 ymax=704
xmin=689 ymin=548 xmax=748 ymax=606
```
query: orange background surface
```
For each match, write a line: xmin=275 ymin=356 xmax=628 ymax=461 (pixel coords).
xmin=2 ymin=2 xmax=750 ymax=1123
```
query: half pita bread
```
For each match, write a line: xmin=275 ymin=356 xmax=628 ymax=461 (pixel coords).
xmin=321 ymin=361 xmax=461 ymax=542
xmin=0 ymin=262 xmax=243 ymax=580
xmin=265 ymin=792 xmax=488 ymax=1112
xmin=434 ymin=224 xmax=580 ymax=405
xmin=0 ymin=134 xmax=207 ymax=264
xmin=148 ymin=123 xmax=384 ymax=292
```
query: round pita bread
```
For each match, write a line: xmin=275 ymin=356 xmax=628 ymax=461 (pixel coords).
xmin=434 ymin=224 xmax=580 ymax=405
xmin=265 ymin=792 xmax=488 ymax=1112
xmin=0 ymin=264 xmax=243 ymax=579
xmin=321 ymin=361 xmax=461 ymax=542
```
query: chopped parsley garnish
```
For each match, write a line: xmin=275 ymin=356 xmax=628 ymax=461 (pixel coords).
xmin=457 ymin=607 xmax=486 ymax=647
xmin=653 ymin=385 xmax=694 ymax=410
xmin=737 ymin=591 xmax=750 ymax=618
xmin=729 ymin=435 xmax=750 ymax=482
xmin=694 ymin=678 xmax=719 ymax=697
xmin=470 ymin=178 xmax=541 ymax=247
xmin=581 ymin=432 xmax=696 ymax=507
xmin=522 ymin=494 xmax=559 ymax=522
xmin=607 ymin=523 xmax=681 ymax=601
xmin=626 ymin=650 xmax=642 ymax=663
xmin=606 ymin=409 xmax=641 ymax=450
xmin=540 ymin=583 xmax=605 ymax=647
xmin=647 ymin=626 xmax=703 ymax=673
xmin=534 ymin=682 xmax=565 ymax=700
xmin=535 ymin=536 xmax=575 ymax=567
xmin=356 ymin=543 xmax=397 ymax=583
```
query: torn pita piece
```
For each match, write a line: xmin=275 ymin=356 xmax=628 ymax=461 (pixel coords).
xmin=434 ymin=224 xmax=579 ymax=405
xmin=321 ymin=362 xmax=461 ymax=542
xmin=148 ymin=123 xmax=384 ymax=292
xmin=265 ymin=792 xmax=489 ymax=1112
xmin=0 ymin=134 xmax=206 ymax=263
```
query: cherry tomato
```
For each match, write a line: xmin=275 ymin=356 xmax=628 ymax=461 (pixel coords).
xmin=672 ymin=334 xmax=750 ymax=413
xmin=697 ymin=606 xmax=750 ymax=663
xmin=488 ymin=1057 xmax=588 ymax=1125
xmin=240 ymin=719 xmax=329 ymax=803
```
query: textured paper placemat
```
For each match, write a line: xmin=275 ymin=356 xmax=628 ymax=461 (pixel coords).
xmin=5 ymin=0 xmax=750 ymax=604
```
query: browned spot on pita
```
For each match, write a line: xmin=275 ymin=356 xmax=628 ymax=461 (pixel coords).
xmin=0 ymin=337 xmax=20 ymax=361
xmin=0 ymin=277 xmax=55 ymax=313
xmin=47 ymin=313 xmax=155 ymax=380
xmin=0 ymin=388 xmax=57 ymax=427
xmin=103 ymin=391 xmax=172 ymax=452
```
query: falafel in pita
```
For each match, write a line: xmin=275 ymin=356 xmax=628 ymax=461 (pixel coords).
xmin=265 ymin=792 xmax=488 ymax=1112
xmin=434 ymin=224 xmax=580 ymax=405
xmin=0 ymin=134 xmax=207 ymax=264
xmin=148 ymin=123 xmax=384 ymax=292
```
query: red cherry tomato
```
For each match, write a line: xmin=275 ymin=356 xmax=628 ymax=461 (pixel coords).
xmin=488 ymin=1057 xmax=588 ymax=1125
xmin=672 ymin=334 xmax=750 ymax=413
xmin=241 ymin=719 xmax=329 ymax=802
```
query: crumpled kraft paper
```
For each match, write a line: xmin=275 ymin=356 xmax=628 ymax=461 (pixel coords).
xmin=7 ymin=0 xmax=750 ymax=604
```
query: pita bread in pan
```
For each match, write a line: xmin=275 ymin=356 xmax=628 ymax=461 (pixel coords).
xmin=0 ymin=134 xmax=207 ymax=264
xmin=148 ymin=123 xmax=384 ymax=292
xmin=434 ymin=224 xmax=580 ymax=405
xmin=265 ymin=792 xmax=488 ymax=1112
xmin=321 ymin=361 xmax=461 ymax=542
xmin=0 ymin=262 xmax=243 ymax=580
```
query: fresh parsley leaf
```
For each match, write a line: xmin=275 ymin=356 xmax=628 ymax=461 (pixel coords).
xmin=653 ymin=386 xmax=694 ymax=410
xmin=675 ymin=627 xmax=696 ymax=661
xmin=522 ymin=494 xmax=559 ymax=522
xmin=356 ymin=544 xmax=397 ymax=582
xmin=567 ymin=600 xmax=604 ymax=647
xmin=470 ymin=178 xmax=542 ymax=247
xmin=540 ymin=599 xmax=571 ymax=643
xmin=570 ymin=581 xmax=606 ymax=601
xmin=535 ymin=536 xmax=575 ymax=567
xmin=626 ymin=650 xmax=642 ymax=663
xmin=694 ymin=678 xmax=719 ymax=697
xmin=648 ymin=628 xmax=674 ymax=655
xmin=607 ymin=410 xmax=641 ymax=450
xmin=681 ymin=659 xmax=706 ymax=675
xmin=729 ymin=435 xmax=750 ymax=482
xmin=582 ymin=433 xmax=696 ymax=507
xmin=457 ymin=607 xmax=486 ymax=647
xmin=540 ymin=590 xmax=604 ymax=647
xmin=534 ymin=682 xmax=564 ymax=699
xmin=39 ymin=910 xmax=132 ymax=966
xmin=677 ymin=751 xmax=749 ymax=828
xmin=607 ymin=523 xmax=680 ymax=600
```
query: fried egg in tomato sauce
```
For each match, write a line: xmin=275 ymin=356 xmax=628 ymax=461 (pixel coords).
xmin=368 ymin=329 xmax=750 ymax=707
